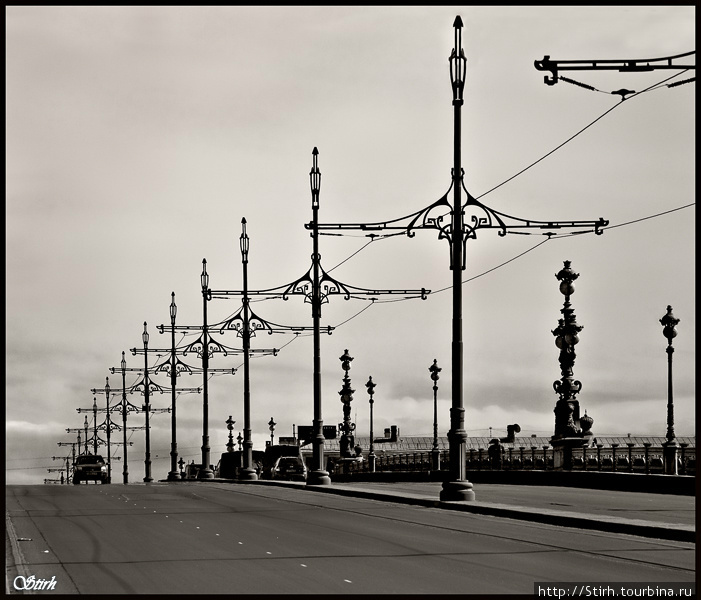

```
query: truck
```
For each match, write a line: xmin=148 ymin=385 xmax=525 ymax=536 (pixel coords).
xmin=73 ymin=454 xmax=108 ymax=484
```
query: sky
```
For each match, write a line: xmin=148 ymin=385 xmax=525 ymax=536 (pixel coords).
xmin=6 ymin=6 xmax=695 ymax=484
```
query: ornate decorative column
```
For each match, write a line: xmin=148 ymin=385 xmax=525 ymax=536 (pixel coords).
xmin=660 ymin=305 xmax=680 ymax=475
xmin=366 ymin=376 xmax=376 ymax=473
xmin=338 ymin=350 xmax=356 ymax=460
xmin=550 ymin=260 xmax=590 ymax=469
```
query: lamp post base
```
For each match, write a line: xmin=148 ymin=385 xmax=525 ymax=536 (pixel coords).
xmin=440 ymin=479 xmax=475 ymax=502
xmin=306 ymin=470 xmax=331 ymax=486
xmin=166 ymin=471 xmax=181 ymax=481
xmin=662 ymin=440 xmax=679 ymax=475
xmin=551 ymin=437 xmax=587 ymax=470
xmin=431 ymin=449 xmax=441 ymax=472
xmin=197 ymin=468 xmax=214 ymax=480
xmin=238 ymin=468 xmax=258 ymax=481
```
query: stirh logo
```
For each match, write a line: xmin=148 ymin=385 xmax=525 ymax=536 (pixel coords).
xmin=13 ymin=575 xmax=57 ymax=591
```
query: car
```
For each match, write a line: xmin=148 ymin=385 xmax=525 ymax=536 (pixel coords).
xmin=272 ymin=456 xmax=307 ymax=481
xmin=73 ymin=454 xmax=108 ymax=484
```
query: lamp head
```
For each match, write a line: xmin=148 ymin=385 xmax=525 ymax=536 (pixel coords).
xmin=310 ymin=147 xmax=321 ymax=209
xmin=240 ymin=218 xmax=250 ymax=262
xmin=201 ymin=259 xmax=209 ymax=290
xmin=660 ymin=305 xmax=680 ymax=342
xmin=170 ymin=292 xmax=177 ymax=321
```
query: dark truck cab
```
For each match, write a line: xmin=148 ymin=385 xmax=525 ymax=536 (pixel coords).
xmin=73 ymin=454 xmax=108 ymax=484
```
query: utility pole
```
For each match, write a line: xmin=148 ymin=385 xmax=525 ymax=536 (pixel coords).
xmin=313 ymin=16 xmax=607 ymax=501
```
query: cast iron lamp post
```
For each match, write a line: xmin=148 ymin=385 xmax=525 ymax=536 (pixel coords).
xmin=208 ymin=162 xmax=426 ymax=487
xmin=85 ymin=378 xmax=126 ymax=483
xmin=107 ymin=351 xmax=147 ymax=484
xmin=200 ymin=263 xmax=213 ymax=478
xmin=57 ymin=436 xmax=81 ymax=480
xmin=153 ymin=293 xmax=203 ymax=481
xmin=338 ymin=350 xmax=356 ymax=460
xmin=126 ymin=324 xmax=175 ymax=482
xmin=142 ymin=325 xmax=153 ymax=481
xmin=268 ymin=417 xmax=277 ymax=446
xmin=226 ymin=416 xmax=236 ymax=453
xmin=155 ymin=279 xmax=240 ymax=483
xmin=366 ymin=375 xmax=376 ymax=472
xmin=660 ymin=305 xmax=680 ymax=475
xmin=312 ymin=17 xmax=607 ymax=501
xmin=168 ymin=294 xmax=180 ymax=479
xmin=240 ymin=220 xmax=255 ymax=478
xmin=92 ymin=399 xmax=98 ymax=454
xmin=550 ymin=261 xmax=590 ymax=469
xmin=205 ymin=227 xmax=284 ymax=481
xmin=429 ymin=359 xmax=442 ymax=471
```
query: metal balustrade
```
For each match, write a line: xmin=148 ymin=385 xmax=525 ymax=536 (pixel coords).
xmin=332 ymin=444 xmax=695 ymax=476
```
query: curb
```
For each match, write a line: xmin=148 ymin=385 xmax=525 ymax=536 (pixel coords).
xmin=226 ymin=479 xmax=695 ymax=543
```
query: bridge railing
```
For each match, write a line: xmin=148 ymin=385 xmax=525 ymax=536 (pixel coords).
xmin=336 ymin=444 xmax=695 ymax=476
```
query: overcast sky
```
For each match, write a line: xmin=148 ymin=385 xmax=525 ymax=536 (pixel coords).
xmin=6 ymin=6 xmax=695 ymax=484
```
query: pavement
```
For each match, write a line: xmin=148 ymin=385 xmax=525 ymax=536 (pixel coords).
xmin=213 ymin=478 xmax=696 ymax=543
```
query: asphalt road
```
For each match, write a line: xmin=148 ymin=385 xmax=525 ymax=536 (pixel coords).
xmin=6 ymin=483 xmax=695 ymax=595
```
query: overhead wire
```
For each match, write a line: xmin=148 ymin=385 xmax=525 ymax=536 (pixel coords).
xmin=474 ymin=68 xmax=692 ymax=202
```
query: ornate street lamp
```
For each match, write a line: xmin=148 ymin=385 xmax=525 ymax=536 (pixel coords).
xmin=338 ymin=350 xmax=356 ymax=460
xmin=83 ymin=415 xmax=89 ymax=455
xmin=239 ymin=219 xmax=258 ymax=481
xmin=199 ymin=262 xmax=214 ymax=479
xmin=92 ymin=398 xmax=98 ymax=455
xmin=114 ymin=351 xmax=138 ymax=484
xmin=660 ymin=305 xmax=680 ymax=475
xmin=142 ymin=323 xmax=153 ymax=482
xmin=226 ymin=416 xmax=236 ymax=453
xmin=167 ymin=293 xmax=180 ymax=480
xmin=313 ymin=18 xmax=607 ymax=501
xmin=550 ymin=261 xmax=590 ymax=469
xmin=268 ymin=417 xmax=277 ymax=446
xmin=104 ymin=378 xmax=113 ymax=481
xmin=178 ymin=456 xmax=185 ymax=479
xmin=366 ymin=376 xmax=376 ymax=472
xmin=429 ymin=359 xmax=442 ymax=471
xmin=83 ymin=378 xmax=124 ymax=483
xmin=156 ymin=284 xmax=238 ymax=482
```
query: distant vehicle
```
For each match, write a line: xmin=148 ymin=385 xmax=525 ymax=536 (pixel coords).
xmin=272 ymin=456 xmax=307 ymax=481
xmin=262 ymin=445 xmax=307 ymax=481
xmin=73 ymin=454 xmax=108 ymax=484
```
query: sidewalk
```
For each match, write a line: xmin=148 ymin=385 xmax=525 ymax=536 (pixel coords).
xmin=230 ymin=479 xmax=695 ymax=543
